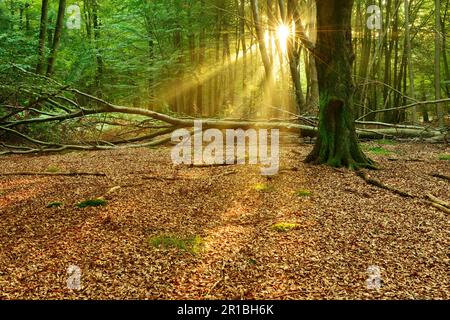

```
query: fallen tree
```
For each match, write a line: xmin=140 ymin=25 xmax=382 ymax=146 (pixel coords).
xmin=0 ymin=65 xmax=447 ymax=156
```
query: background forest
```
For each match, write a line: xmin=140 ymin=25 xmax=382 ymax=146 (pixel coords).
xmin=0 ymin=0 xmax=448 ymax=131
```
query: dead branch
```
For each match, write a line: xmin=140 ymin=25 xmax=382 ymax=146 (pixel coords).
xmin=356 ymin=171 xmax=414 ymax=198
xmin=431 ymin=173 xmax=450 ymax=182
xmin=0 ymin=172 xmax=107 ymax=177
xmin=426 ymin=194 xmax=450 ymax=209
xmin=358 ymin=98 xmax=450 ymax=121
xmin=429 ymin=203 xmax=450 ymax=214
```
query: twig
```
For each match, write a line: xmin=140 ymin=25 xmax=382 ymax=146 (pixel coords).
xmin=0 ymin=172 xmax=107 ymax=177
xmin=431 ymin=173 xmax=450 ymax=182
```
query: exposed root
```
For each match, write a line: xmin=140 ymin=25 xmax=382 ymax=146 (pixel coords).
xmin=430 ymin=173 xmax=450 ymax=182
xmin=426 ymin=194 xmax=450 ymax=214
xmin=356 ymin=171 xmax=413 ymax=198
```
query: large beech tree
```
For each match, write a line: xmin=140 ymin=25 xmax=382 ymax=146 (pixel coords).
xmin=306 ymin=0 xmax=373 ymax=169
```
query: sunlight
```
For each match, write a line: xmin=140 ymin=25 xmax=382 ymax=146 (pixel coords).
xmin=276 ymin=24 xmax=290 ymax=55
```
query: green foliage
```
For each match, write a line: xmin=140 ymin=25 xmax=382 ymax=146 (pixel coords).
xmin=271 ymin=222 xmax=299 ymax=233
xmin=368 ymin=147 xmax=392 ymax=156
xmin=295 ymin=189 xmax=312 ymax=197
xmin=438 ymin=154 xmax=450 ymax=161
xmin=77 ymin=199 xmax=108 ymax=208
xmin=149 ymin=234 xmax=204 ymax=254
xmin=254 ymin=183 xmax=273 ymax=192
xmin=375 ymin=139 xmax=397 ymax=145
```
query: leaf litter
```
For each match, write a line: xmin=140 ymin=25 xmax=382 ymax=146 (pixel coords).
xmin=0 ymin=142 xmax=448 ymax=299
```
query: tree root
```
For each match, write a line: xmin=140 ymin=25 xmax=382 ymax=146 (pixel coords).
xmin=426 ymin=194 xmax=450 ymax=214
xmin=357 ymin=172 xmax=449 ymax=214
xmin=356 ymin=171 xmax=413 ymax=198
xmin=431 ymin=173 xmax=450 ymax=182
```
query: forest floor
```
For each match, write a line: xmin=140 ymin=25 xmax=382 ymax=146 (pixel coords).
xmin=0 ymin=141 xmax=448 ymax=299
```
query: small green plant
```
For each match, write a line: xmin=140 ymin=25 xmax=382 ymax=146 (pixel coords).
xmin=47 ymin=202 xmax=63 ymax=208
xmin=438 ymin=154 xmax=450 ymax=161
xmin=295 ymin=189 xmax=312 ymax=197
xmin=368 ymin=147 xmax=392 ymax=156
xmin=375 ymin=139 xmax=397 ymax=145
xmin=254 ymin=183 xmax=273 ymax=192
xmin=271 ymin=222 xmax=299 ymax=233
xmin=46 ymin=166 xmax=61 ymax=173
xmin=77 ymin=199 xmax=108 ymax=208
xmin=149 ymin=235 xmax=204 ymax=254
xmin=190 ymin=235 xmax=205 ymax=254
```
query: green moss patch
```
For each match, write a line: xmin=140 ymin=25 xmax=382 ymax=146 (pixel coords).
xmin=254 ymin=183 xmax=273 ymax=192
xmin=77 ymin=199 xmax=108 ymax=208
xmin=271 ymin=222 xmax=299 ymax=233
xmin=295 ymin=189 xmax=312 ymax=197
xmin=368 ymin=147 xmax=392 ymax=156
xmin=438 ymin=154 xmax=450 ymax=161
xmin=149 ymin=235 xmax=204 ymax=254
xmin=46 ymin=166 xmax=61 ymax=173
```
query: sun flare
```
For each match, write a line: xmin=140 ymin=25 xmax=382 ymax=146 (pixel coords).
xmin=276 ymin=24 xmax=290 ymax=55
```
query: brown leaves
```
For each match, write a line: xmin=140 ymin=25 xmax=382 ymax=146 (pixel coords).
xmin=0 ymin=143 xmax=448 ymax=299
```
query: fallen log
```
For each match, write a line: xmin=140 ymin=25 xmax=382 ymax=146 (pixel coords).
xmin=0 ymin=172 xmax=107 ymax=177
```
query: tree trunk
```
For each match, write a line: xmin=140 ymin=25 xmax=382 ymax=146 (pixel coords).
xmin=435 ymin=0 xmax=444 ymax=127
xmin=405 ymin=0 xmax=416 ymax=123
xmin=36 ymin=0 xmax=49 ymax=75
xmin=92 ymin=0 xmax=103 ymax=95
xmin=286 ymin=0 xmax=305 ymax=114
xmin=306 ymin=0 xmax=373 ymax=169
xmin=250 ymin=0 xmax=272 ymax=79
xmin=46 ymin=0 xmax=67 ymax=77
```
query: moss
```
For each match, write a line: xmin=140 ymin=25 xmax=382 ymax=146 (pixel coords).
xmin=438 ymin=154 xmax=450 ymax=161
xmin=271 ymin=222 xmax=299 ymax=232
xmin=375 ymin=139 xmax=397 ymax=145
xmin=295 ymin=189 xmax=312 ymax=197
xmin=254 ymin=183 xmax=273 ymax=192
xmin=77 ymin=199 xmax=108 ymax=208
xmin=47 ymin=202 xmax=63 ymax=208
xmin=46 ymin=166 xmax=61 ymax=173
xmin=368 ymin=147 xmax=392 ymax=156
xmin=149 ymin=235 xmax=204 ymax=254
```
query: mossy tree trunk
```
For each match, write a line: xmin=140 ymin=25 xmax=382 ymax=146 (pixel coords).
xmin=306 ymin=0 xmax=373 ymax=169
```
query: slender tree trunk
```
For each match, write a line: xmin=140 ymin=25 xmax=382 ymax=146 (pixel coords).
xmin=306 ymin=0 xmax=372 ymax=169
xmin=441 ymin=0 xmax=450 ymax=98
xmin=196 ymin=0 xmax=206 ymax=116
xmin=92 ymin=0 xmax=103 ymax=95
xmin=36 ymin=0 xmax=49 ymax=75
xmin=382 ymin=0 xmax=393 ymax=123
xmin=405 ymin=0 xmax=416 ymax=123
xmin=46 ymin=0 xmax=67 ymax=77
xmin=239 ymin=0 xmax=247 ymax=91
xmin=25 ymin=2 xmax=30 ymax=33
xmin=250 ymin=0 xmax=272 ymax=79
xmin=286 ymin=0 xmax=305 ymax=114
xmin=435 ymin=0 xmax=444 ymax=127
